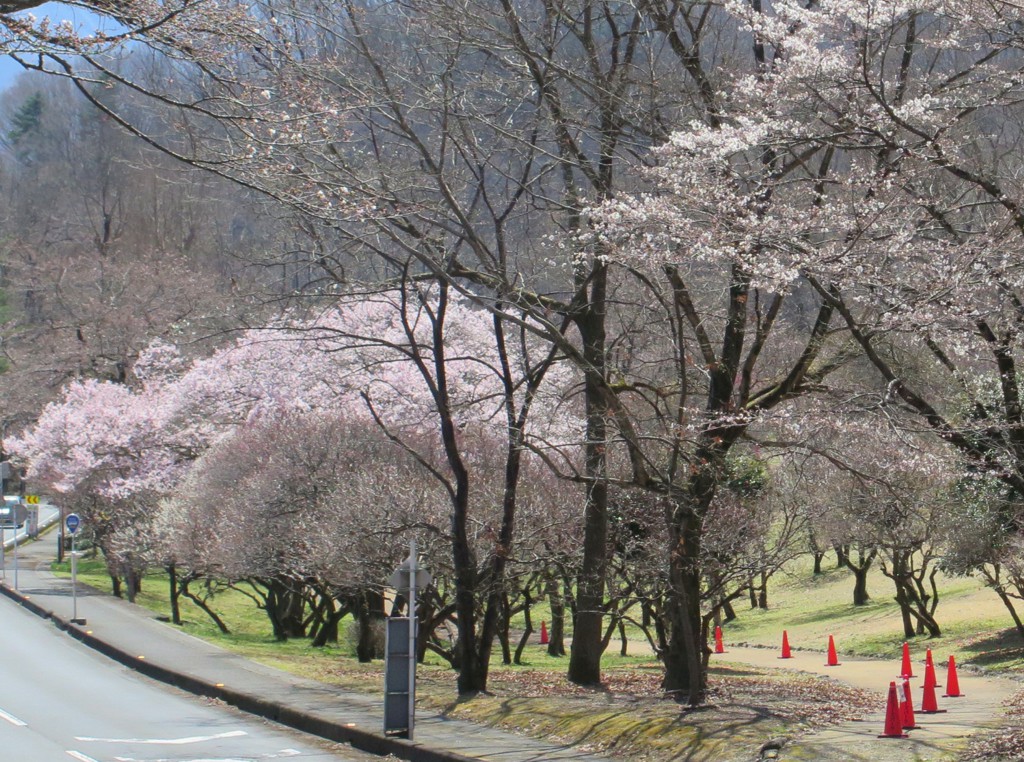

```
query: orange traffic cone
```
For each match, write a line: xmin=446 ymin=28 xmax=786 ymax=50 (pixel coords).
xmin=920 ymin=675 xmax=946 ymax=714
xmin=714 ymin=625 xmax=725 ymax=654
xmin=924 ymin=654 xmax=942 ymax=689
xmin=825 ymin=634 xmax=841 ymax=666
xmin=878 ymin=681 xmax=909 ymax=738
xmin=943 ymin=655 xmax=963 ymax=698
xmin=539 ymin=620 xmax=549 ymax=645
xmin=900 ymin=641 xmax=915 ymax=678
xmin=779 ymin=630 xmax=793 ymax=659
xmin=900 ymin=678 xmax=918 ymax=730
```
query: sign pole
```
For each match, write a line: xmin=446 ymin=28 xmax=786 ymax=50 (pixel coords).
xmin=383 ymin=544 xmax=430 ymax=739
xmin=12 ymin=519 xmax=17 ymax=590
xmin=65 ymin=513 xmax=84 ymax=625
xmin=72 ymin=531 xmax=79 ymax=623
xmin=408 ymin=539 xmax=417 ymax=741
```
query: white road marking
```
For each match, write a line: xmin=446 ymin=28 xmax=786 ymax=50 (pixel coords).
xmin=75 ymin=729 xmax=248 ymax=745
xmin=0 ymin=707 xmax=27 ymax=726
xmin=66 ymin=752 xmax=101 ymax=762
xmin=117 ymin=759 xmax=257 ymax=762
xmin=113 ymin=751 xmax=302 ymax=761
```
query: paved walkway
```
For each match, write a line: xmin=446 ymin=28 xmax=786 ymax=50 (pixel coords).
xmin=0 ymin=534 xmax=608 ymax=762
xmin=713 ymin=640 xmax=1021 ymax=761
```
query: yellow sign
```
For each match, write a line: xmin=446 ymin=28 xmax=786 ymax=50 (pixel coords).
xmin=24 ymin=495 xmax=39 ymax=504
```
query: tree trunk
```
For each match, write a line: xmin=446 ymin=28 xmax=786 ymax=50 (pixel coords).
xmin=895 ymin=584 xmax=916 ymax=638
xmin=546 ymin=575 xmax=567 ymax=657
xmin=167 ymin=563 xmax=181 ymax=626
xmin=450 ymin=449 xmax=483 ymax=691
xmin=661 ymin=507 xmax=706 ymax=706
xmin=813 ymin=552 xmax=824 ymax=575
xmin=843 ymin=547 xmax=876 ymax=606
xmin=852 ymin=568 xmax=870 ymax=605
xmin=983 ymin=565 xmax=1024 ymax=641
xmin=757 ymin=569 xmax=769 ymax=609
xmin=722 ymin=596 xmax=737 ymax=621
xmin=311 ymin=604 xmax=344 ymax=647
xmin=834 ymin=543 xmax=849 ymax=568
xmin=994 ymin=586 xmax=1024 ymax=640
xmin=568 ymin=283 xmax=610 ymax=687
xmin=355 ymin=589 xmax=384 ymax=661
xmin=515 ymin=595 xmax=533 ymax=665
xmin=885 ymin=552 xmax=917 ymax=638
xmin=179 ymin=577 xmax=231 ymax=634
xmin=498 ymin=594 xmax=513 ymax=665
xmin=125 ymin=570 xmax=139 ymax=604
xmin=468 ymin=377 xmax=533 ymax=690
xmin=263 ymin=578 xmax=306 ymax=640
xmin=281 ymin=584 xmax=306 ymax=638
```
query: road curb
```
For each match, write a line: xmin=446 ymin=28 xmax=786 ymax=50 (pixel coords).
xmin=0 ymin=578 xmax=478 ymax=762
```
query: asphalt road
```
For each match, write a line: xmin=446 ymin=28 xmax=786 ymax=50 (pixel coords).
xmin=0 ymin=600 xmax=372 ymax=762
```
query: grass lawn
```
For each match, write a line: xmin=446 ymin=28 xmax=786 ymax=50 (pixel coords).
xmin=50 ymin=550 xmax=1024 ymax=761
xmin=714 ymin=556 xmax=1024 ymax=671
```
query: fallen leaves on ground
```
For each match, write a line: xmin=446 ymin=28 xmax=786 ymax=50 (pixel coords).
xmin=410 ymin=663 xmax=879 ymax=761
xmin=301 ymin=655 xmax=877 ymax=760
xmin=474 ymin=663 xmax=876 ymax=725
xmin=962 ymin=688 xmax=1024 ymax=761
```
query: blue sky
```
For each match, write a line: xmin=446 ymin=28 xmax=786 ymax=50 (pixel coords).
xmin=1 ymin=55 xmax=27 ymax=90
xmin=2 ymin=3 xmax=115 ymax=91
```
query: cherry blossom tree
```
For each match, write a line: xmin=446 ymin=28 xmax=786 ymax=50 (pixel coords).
xmin=570 ymin=0 xmax=1024 ymax=701
xmin=9 ymin=286 xmax=582 ymax=690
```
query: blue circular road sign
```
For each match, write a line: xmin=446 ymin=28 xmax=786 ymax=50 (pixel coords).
xmin=65 ymin=513 xmax=81 ymax=534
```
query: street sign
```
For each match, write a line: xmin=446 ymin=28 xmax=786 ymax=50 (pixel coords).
xmin=388 ymin=560 xmax=432 ymax=594
xmin=65 ymin=513 xmax=81 ymax=535
xmin=384 ymin=542 xmax=429 ymax=740
xmin=24 ymin=495 xmax=39 ymax=505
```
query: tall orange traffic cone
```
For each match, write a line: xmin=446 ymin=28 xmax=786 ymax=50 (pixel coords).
xmin=714 ymin=625 xmax=725 ymax=654
xmin=900 ymin=678 xmax=918 ymax=730
xmin=920 ymin=675 xmax=946 ymax=714
xmin=923 ymin=653 xmax=941 ymax=689
xmin=539 ymin=620 xmax=549 ymax=645
xmin=900 ymin=641 xmax=915 ymax=678
xmin=825 ymin=634 xmax=841 ymax=666
xmin=779 ymin=630 xmax=793 ymax=659
xmin=878 ymin=681 xmax=909 ymax=738
xmin=943 ymin=655 xmax=963 ymax=698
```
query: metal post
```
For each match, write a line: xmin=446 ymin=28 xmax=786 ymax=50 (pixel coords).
xmin=407 ymin=539 xmax=417 ymax=741
xmin=71 ymin=532 xmax=78 ymax=623
xmin=12 ymin=520 xmax=18 ymax=589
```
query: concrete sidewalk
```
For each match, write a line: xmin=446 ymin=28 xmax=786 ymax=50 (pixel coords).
xmin=0 ymin=534 xmax=608 ymax=762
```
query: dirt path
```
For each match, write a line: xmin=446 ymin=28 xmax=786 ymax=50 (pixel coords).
xmin=712 ymin=644 xmax=1019 ymax=761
